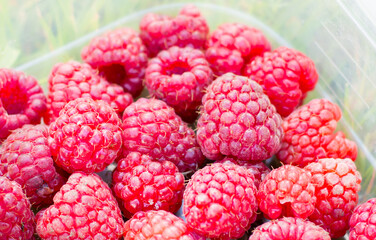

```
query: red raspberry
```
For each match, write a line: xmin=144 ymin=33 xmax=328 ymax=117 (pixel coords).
xmin=145 ymin=46 xmax=213 ymax=123
xmin=36 ymin=172 xmax=124 ymax=239
xmin=197 ymin=73 xmax=283 ymax=162
xmin=249 ymin=217 xmax=331 ymax=240
xmin=81 ymin=28 xmax=148 ymax=97
xmin=123 ymin=210 xmax=200 ymax=240
xmin=0 ymin=124 xmax=65 ymax=207
xmin=257 ymin=165 xmax=316 ymax=220
xmin=0 ymin=176 xmax=35 ymax=239
xmin=140 ymin=5 xmax=209 ymax=57
xmin=122 ymin=98 xmax=204 ymax=173
xmin=0 ymin=68 xmax=46 ymax=140
xmin=45 ymin=61 xmax=132 ymax=124
xmin=183 ymin=163 xmax=258 ymax=239
xmin=206 ymin=23 xmax=271 ymax=76
xmin=49 ymin=97 xmax=123 ymax=174
xmin=112 ymin=152 xmax=185 ymax=218
xmin=277 ymin=98 xmax=358 ymax=167
xmin=305 ymin=158 xmax=362 ymax=238
xmin=349 ymin=198 xmax=376 ymax=240
xmin=243 ymin=46 xmax=319 ymax=117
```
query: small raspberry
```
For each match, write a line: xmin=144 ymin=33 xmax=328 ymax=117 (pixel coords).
xmin=81 ymin=28 xmax=148 ymax=97
xmin=0 ymin=124 xmax=65 ymax=207
xmin=145 ymin=46 xmax=213 ymax=123
xmin=305 ymin=158 xmax=362 ymax=238
xmin=0 ymin=176 xmax=35 ymax=239
xmin=349 ymin=198 xmax=376 ymax=240
xmin=112 ymin=152 xmax=185 ymax=218
xmin=0 ymin=68 xmax=46 ymax=140
xmin=36 ymin=172 xmax=124 ymax=239
xmin=277 ymin=99 xmax=358 ymax=167
xmin=122 ymin=98 xmax=204 ymax=173
xmin=140 ymin=5 xmax=209 ymax=57
xmin=249 ymin=217 xmax=331 ymax=240
xmin=45 ymin=61 xmax=132 ymax=124
xmin=206 ymin=23 xmax=271 ymax=76
xmin=197 ymin=73 xmax=283 ymax=162
xmin=183 ymin=163 xmax=258 ymax=240
xmin=49 ymin=97 xmax=123 ymax=173
xmin=243 ymin=46 xmax=319 ymax=117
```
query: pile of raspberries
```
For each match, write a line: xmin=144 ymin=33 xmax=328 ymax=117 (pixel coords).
xmin=0 ymin=4 xmax=371 ymax=240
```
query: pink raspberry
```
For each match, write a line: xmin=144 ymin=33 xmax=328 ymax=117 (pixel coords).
xmin=349 ymin=198 xmax=376 ymax=240
xmin=81 ymin=28 xmax=148 ymax=97
xmin=145 ymin=46 xmax=213 ymax=123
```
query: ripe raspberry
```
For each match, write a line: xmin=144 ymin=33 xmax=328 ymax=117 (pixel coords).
xmin=349 ymin=198 xmax=376 ymax=240
xmin=305 ymin=158 xmax=362 ymax=238
xmin=122 ymin=98 xmax=204 ymax=173
xmin=205 ymin=23 xmax=271 ymax=76
xmin=277 ymin=98 xmax=358 ymax=167
xmin=0 ymin=124 xmax=65 ymax=207
xmin=140 ymin=5 xmax=209 ymax=57
xmin=257 ymin=165 xmax=316 ymax=220
xmin=0 ymin=176 xmax=35 ymax=239
xmin=249 ymin=217 xmax=331 ymax=240
xmin=0 ymin=68 xmax=46 ymax=140
xmin=243 ymin=46 xmax=319 ymax=117
xmin=197 ymin=73 xmax=283 ymax=162
xmin=49 ymin=97 xmax=123 ymax=174
xmin=36 ymin=172 xmax=124 ymax=239
xmin=45 ymin=61 xmax=132 ymax=124
xmin=81 ymin=28 xmax=148 ymax=97
xmin=183 ymin=163 xmax=258 ymax=239
xmin=145 ymin=46 xmax=213 ymax=123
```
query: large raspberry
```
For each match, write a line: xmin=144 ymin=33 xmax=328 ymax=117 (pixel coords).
xmin=36 ymin=172 xmax=124 ymax=239
xmin=205 ymin=23 xmax=271 ymax=76
xmin=249 ymin=217 xmax=331 ymax=240
xmin=0 ymin=176 xmax=35 ymax=239
xmin=277 ymin=98 xmax=358 ymax=167
xmin=0 ymin=68 xmax=46 ymax=140
xmin=243 ymin=46 xmax=319 ymax=117
xmin=197 ymin=73 xmax=283 ymax=162
xmin=140 ymin=5 xmax=209 ymax=57
xmin=112 ymin=152 xmax=184 ymax=218
xmin=122 ymin=98 xmax=204 ymax=173
xmin=45 ymin=61 xmax=132 ymax=124
xmin=145 ymin=46 xmax=213 ymax=123
xmin=305 ymin=158 xmax=362 ymax=238
xmin=0 ymin=124 xmax=65 ymax=207
xmin=183 ymin=163 xmax=258 ymax=240
xmin=49 ymin=97 xmax=123 ymax=173
xmin=81 ymin=28 xmax=148 ymax=97
xmin=349 ymin=198 xmax=376 ymax=240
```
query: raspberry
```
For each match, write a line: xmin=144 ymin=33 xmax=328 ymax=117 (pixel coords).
xmin=249 ymin=217 xmax=331 ymax=240
xmin=0 ymin=176 xmax=35 ymax=239
xmin=183 ymin=163 xmax=258 ymax=239
xmin=257 ymin=165 xmax=316 ymax=220
xmin=197 ymin=73 xmax=283 ymax=162
xmin=112 ymin=152 xmax=185 ymax=218
xmin=0 ymin=68 xmax=46 ymax=140
xmin=140 ymin=5 xmax=209 ymax=57
xmin=81 ymin=28 xmax=148 ymax=97
xmin=123 ymin=210 xmax=200 ymax=240
xmin=243 ymin=46 xmax=319 ymax=117
xmin=305 ymin=158 xmax=362 ymax=238
xmin=145 ymin=46 xmax=213 ymax=123
xmin=45 ymin=61 xmax=132 ymax=124
xmin=122 ymin=98 xmax=204 ymax=173
xmin=49 ymin=97 xmax=123 ymax=173
xmin=36 ymin=172 xmax=124 ymax=239
xmin=205 ymin=23 xmax=271 ymax=76
xmin=349 ymin=198 xmax=376 ymax=240
xmin=0 ymin=124 xmax=65 ymax=207
xmin=277 ymin=98 xmax=358 ymax=167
